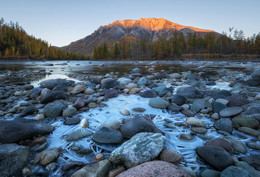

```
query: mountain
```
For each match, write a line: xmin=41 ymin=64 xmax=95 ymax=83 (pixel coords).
xmin=61 ymin=18 xmax=216 ymax=55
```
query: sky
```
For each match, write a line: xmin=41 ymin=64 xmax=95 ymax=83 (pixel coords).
xmin=1 ymin=0 xmax=260 ymax=47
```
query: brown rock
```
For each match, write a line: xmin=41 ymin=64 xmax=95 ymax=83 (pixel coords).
xmin=116 ymin=161 xmax=190 ymax=177
xmin=108 ymin=167 xmax=125 ymax=177
xmin=159 ymin=148 xmax=183 ymax=164
xmin=205 ymin=138 xmax=233 ymax=154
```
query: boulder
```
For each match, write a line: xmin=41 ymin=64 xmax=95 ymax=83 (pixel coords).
xmin=39 ymin=79 xmax=74 ymax=89
xmin=30 ymin=87 xmax=43 ymax=99
xmin=197 ymin=145 xmax=233 ymax=170
xmin=105 ymin=88 xmax=118 ymax=98
xmin=0 ymin=118 xmax=54 ymax=143
xmin=40 ymin=91 xmax=67 ymax=104
xmin=73 ymin=98 xmax=85 ymax=109
xmin=232 ymin=116 xmax=259 ymax=129
xmin=225 ymin=136 xmax=247 ymax=154
xmin=177 ymin=86 xmax=203 ymax=98
xmin=117 ymin=161 xmax=190 ymax=177
xmin=139 ymin=90 xmax=157 ymax=98
xmin=214 ymin=118 xmax=233 ymax=133
xmin=101 ymin=79 xmax=117 ymax=89
xmin=92 ymin=127 xmax=123 ymax=144
xmin=205 ymin=138 xmax=233 ymax=154
xmin=251 ymin=67 xmax=260 ymax=79
xmin=221 ymin=166 xmax=250 ymax=177
xmin=71 ymin=159 xmax=111 ymax=177
xmin=43 ymin=100 xmax=67 ymax=118
xmin=227 ymin=95 xmax=250 ymax=107
xmin=109 ymin=132 xmax=166 ymax=168
xmin=0 ymin=144 xmax=29 ymax=177
xmin=149 ymin=97 xmax=169 ymax=109
xmin=71 ymin=84 xmax=86 ymax=94
xmin=34 ymin=148 xmax=62 ymax=166
xmin=159 ymin=149 xmax=183 ymax=164
xmin=120 ymin=116 xmax=162 ymax=138
xmin=170 ymin=94 xmax=186 ymax=106
xmin=62 ymin=106 xmax=77 ymax=117
xmin=137 ymin=77 xmax=151 ymax=86
xmin=220 ymin=107 xmax=243 ymax=117
xmin=117 ymin=77 xmax=132 ymax=86
xmin=19 ymin=104 xmax=37 ymax=117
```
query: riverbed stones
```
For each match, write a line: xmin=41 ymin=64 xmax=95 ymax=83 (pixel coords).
xmin=62 ymin=105 xmax=77 ymax=117
xmin=92 ymin=127 xmax=123 ymax=144
xmin=71 ymin=84 xmax=86 ymax=94
xmin=232 ymin=116 xmax=259 ymax=129
xmin=65 ymin=130 xmax=93 ymax=141
xmin=139 ymin=89 xmax=157 ymax=98
xmin=84 ymin=87 xmax=95 ymax=95
xmin=101 ymin=118 xmax=121 ymax=130
xmin=0 ymin=144 xmax=30 ymax=177
xmin=170 ymin=94 xmax=186 ymax=106
xmin=219 ymin=107 xmax=243 ymax=117
xmin=101 ymin=78 xmax=117 ymax=89
xmin=19 ymin=104 xmax=37 ymax=117
xmin=105 ymin=88 xmax=118 ymax=98
xmin=251 ymin=67 xmax=260 ymax=79
xmin=201 ymin=169 xmax=220 ymax=177
xmin=177 ymin=86 xmax=203 ymax=98
xmin=120 ymin=116 xmax=162 ymax=138
xmin=214 ymin=118 xmax=233 ymax=133
xmin=238 ymin=127 xmax=260 ymax=137
xmin=79 ymin=118 xmax=89 ymax=128
xmin=137 ymin=77 xmax=151 ymax=86
xmin=117 ymin=77 xmax=132 ymax=86
xmin=116 ymin=161 xmax=190 ymax=177
xmin=149 ymin=97 xmax=169 ymax=109
xmin=227 ymin=95 xmax=250 ymax=107
xmin=190 ymin=99 xmax=211 ymax=113
xmin=43 ymin=100 xmax=67 ymax=118
xmin=71 ymin=159 xmax=111 ymax=177
xmin=0 ymin=118 xmax=54 ymax=143
xmin=34 ymin=148 xmax=62 ymax=166
xmin=39 ymin=79 xmax=73 ymax=90
xmin=41 ymin=91 xmax=67 ymax=104
xmin=197 ymin=145 xmax=233 ymax=170
xmin=159 ymin=148 xmax=183 ymax=164
xmin=186 ymin=117 xmax=205 ymax=127
xmin=109 ymin=132 xmax=166 ymax=168
xmin=205 ymin=138 xmax=233 ymax=154
xmin=221 ymin=166 xmax=250 ymax=177
xmin=120 ymin=109 xmax=130 ymax=116
xmin=73 ymin=98 xmax=85 ymax=109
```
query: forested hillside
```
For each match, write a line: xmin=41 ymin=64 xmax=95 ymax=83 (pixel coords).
xmin=0 ymin=18 xmax=88 ymax=60
xmin=93 ymin=30 xmax=260 ymax=60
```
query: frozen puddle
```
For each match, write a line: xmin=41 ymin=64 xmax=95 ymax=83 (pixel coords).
xmin=47 ymin=94 xmax=224 ymax=174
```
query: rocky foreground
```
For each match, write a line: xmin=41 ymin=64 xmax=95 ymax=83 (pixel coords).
xmin=0 ymin=65 xmax=260 ymax=177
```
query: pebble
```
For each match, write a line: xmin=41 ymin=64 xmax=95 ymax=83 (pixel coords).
xmin=79 ymin=118 xmax=89 ymax=128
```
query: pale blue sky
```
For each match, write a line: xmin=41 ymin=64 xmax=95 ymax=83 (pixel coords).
xmin=1 ymin=0 xmax=259 ymax=47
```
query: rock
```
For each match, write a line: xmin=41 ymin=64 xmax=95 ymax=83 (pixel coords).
xmin=71 ymin=159 xmax=111 ymax=177
xmin=152 ymin=85 xmax=168 ymax=96
xmin=179 ymin=134 xmax=194 ymax=140
xmin=177 ymin=86 xmax=203 ymax=98
xmin=0 ymin=118 xmax=54 ymax=143
xmin=117 ymin=77 xmax=132 ymax=86
xmin=30 ymin=87 xmax=43 ymax=99
xmin=214 ymin=118 xmax=233 ymax=133
xmin=109 ymin=133 xmax=166 ymax=168
xmin=149 ymin=97 xmax=169 ymax=109
xmin=22 ymin=84 xmax=34 ymax=90
xmin=211 ymin=113 xmax=219 ymax=119
xmin=186 ymin=117 xmax=205 ymax=127
xmin=155 ymin=72 xmax=169 ymax=79
xmin=64 ymin=117 xmax=80 ymax=125
xmin=45 ymin=162 xmax=59 ymax=172
xmin=71 ymin=84 xmax=86 ymax=94
xmin=43 ymin=100 xmax=67 ymax=118
xmin=201 ymin=169 xmax=220 ymax=177
xmin=39 ymin=78 xmax=73 ymax=90
xmin=181 ymin=109 xmax=195 ymax=117
xmin=238 ymin=127 xmax=260 ymax=137
xmin=246 ymin=142 xmax=260 ymax=150
xmin=101 ymin=79 xmax=117 ymax=89
xmin=92 ymin=127 xmax=123 ymax=144
xmin=205 ymin=138 xmax=233 ymax=154
xmin=52 ymin=84 xmax=68 ymax=92
xmin=125 ymin=83 xmax=137 ymax=90
xmin=139 ymin=90 xmax=157 ymax=98
xmin=108 ymin=166 xmax=125 ymax=177
xmin=221 ymin=166 xmax=250 ymax=177
xmin=62 ymin=105 xmax=77 ymax=117
xmin=170 ymin=73 xmax=181 ymax=79
xmin=227 ymin=95 xmax=250 ymax=107
xmin=84 ymin=87 xmax=95 ymax=95
xmin=197 ymin=146 xmax=233 ymax=170
xmin=80 ymin=118 xmax=89 ymax=128
xmin=137 ymin=77 xmax=151 ymax=86
xmin=101 ymin=118 xmax=121 ymax=130
xmin=62 ymin=161 xmax=84 ymax=171
xmin=170 ymin=94 xmax=186 ymax=106
xmin=34 ymin=148 xmax=62 ymax=166
xmin=168 ymin=105 xmax=183 ymax=112
xmin=120 ymin=116 xmax=162 ymax=138
xmin=219 ymin=107 xmax=243 ymax=117
xmin=41 ymin=91 xmax=67 ymax=104
xmin=132 ymin=107 xmax=146 ymax=112
xmin=191 ymin=127 xmax=207 ymax=134
xmin=19 ymin=104 xmax=37 ymax=117
xmin=190 ymin=99 xmax=211 ymax=112
xmin=35 ymin=113 xmax=45 ymax=120
xmin=120 ymin=109 xmax=130 ymax=116
xmin=251 ymin=67 xmax=260 ymax=79
xmin=216 ymin=98 xmax=229 ymax=105
xmin=105 ymin=88 xmax=118 ymax=98
xmin=73 ymin=98 xmax=85 ymax=109
xmin=232 ymin=116 xmax=259 ymax=129
xmin=214 ymin=102 xmax=227 ymax=114
xmin=0 ymin=144 xmax=29 ymax=177
xmin=234 ymin=160 xmax=260 ymax=177
xmin=65 ymin=130 xmax=93 ymax=141
xmin=129 ymin=87 xmax=141 ymax=94
xmin=159 ymin=148 xmax=183 ymax=164
xmin=116 ymin=161 xmax=190 ymax=177
xmin=225 ymin=136 xmax=247 ymax=154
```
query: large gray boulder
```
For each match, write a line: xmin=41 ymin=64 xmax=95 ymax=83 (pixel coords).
xmin=43 ymin=100 xmax=67 ymax=118
xmin=41 ymin=91 xmax=67 ymax=104
xmin=0 ymin=118 xmax=54 ymax=143
xmin=0 ymin=144 xmax=29 ymax=177
xmin=109 ymin=132 xmax=166 ymax=168
xmin=39 ymin=78 xmax=74 ymax=89
xmin=120 ymin=116 xmax=162 ymax=138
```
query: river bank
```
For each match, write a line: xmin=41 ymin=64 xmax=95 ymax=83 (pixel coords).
xmin=0 ymin=60 xmax=260 ymax=177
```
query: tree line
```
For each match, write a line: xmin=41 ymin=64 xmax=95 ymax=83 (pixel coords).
xmin=93 ymin=29 xmax=260 ymax=60
xmin=0 ymin=18 xmax=89 ymax=60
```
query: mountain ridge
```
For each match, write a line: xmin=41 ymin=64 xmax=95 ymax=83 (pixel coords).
xmin=61 ymin=18 xmax=217 ymax=55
